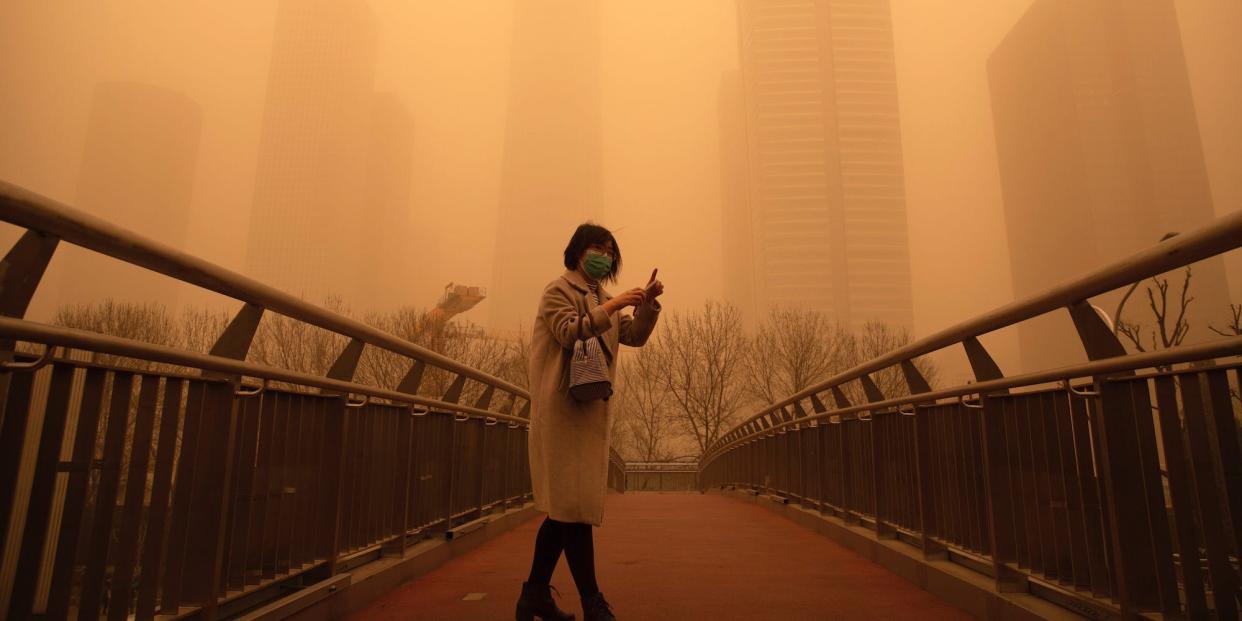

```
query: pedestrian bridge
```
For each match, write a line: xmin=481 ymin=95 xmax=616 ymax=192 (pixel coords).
xmin=1 ymin=180 xmax=1241 ymax=620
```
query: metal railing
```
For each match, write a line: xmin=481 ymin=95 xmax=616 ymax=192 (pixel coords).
xmin=624 ymin=462 xmax=698 ymax=492
xmin=607 ymin=447 xmax=626 ymax=494
xmin=700 ymin=209 xmax=1242 ymax=619
xmin=0 ymin=182 xmax=535 ymax=620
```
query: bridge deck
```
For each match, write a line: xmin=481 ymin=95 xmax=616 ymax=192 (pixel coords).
xmin=350 ymin=492 xmax=970 ymax=620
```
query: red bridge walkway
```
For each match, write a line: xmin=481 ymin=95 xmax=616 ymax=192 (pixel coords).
xmin=350 ymin=492 xmax=970 ymax=621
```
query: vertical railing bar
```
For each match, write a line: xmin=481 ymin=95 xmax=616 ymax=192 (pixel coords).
xmin=1153 ymin=375 xmax=1206 ymax=617
xmin=316 ymin=395 xmax=338 ymax=569
xmin=45 ymin=367 xmax=106 ymax=620
xmin=78 ymin=372 xmax=135 ymax=619
xmin=0 ymin=370 xmax=38 ymax=561
xmin=7 ymin=364 xmax=74 ymax=620
xmin=288 ymin=394 xmax=309 ymax=568
xmin=1028 ymin=393 xmax=1057 ymax=579
xmin=223 ymin=394 xmax=257 ymax=590
xmin=1017 ymin=395 xmax=1046 ymax=574
xmin=952 ymin=404 xmax=976 ymax=551
xmin=272 ymin=392 xmax=294 ymax=575
xmin=1002 ymin=397 xmax=1030 ymax=571
xmin=106 ymin=375 xmax=160 ymax=621
xmin=968 ymin=406 xmax=991 ymax=554
xmin=204 ymin=382 xmax=242 ymax=615
xmin=1203 ymin=369 xmax=1242 ymax=561
xmin=1083 ymin=396 xmax=1119 ymax=598
xmin=246 ymin=391 xmax=277 ymax=586
xmin=1041 ymin=392 xmax=1073 ymax=582
xmin=981 ymin=395 xmax=1024 ymax=591
xmin=1094 ymin=379 xmax=1168 ymax=614
xmin=1124 ymin=379 xmax=1181 ymax=614
xmin=1179 ymin=373 xmax=1239 ymax=620
xmin=135 ymin=377 xmax=185 ymax=619
xmin=346 ymin=405 xmax=363 ymax=551
xmin=1050 ymin=392 xmax=1088 ymax=589
xmin=163 ymin=379 xmax=205 ymax=611
xmin=397 ymin=409 xmax=414 ymax=544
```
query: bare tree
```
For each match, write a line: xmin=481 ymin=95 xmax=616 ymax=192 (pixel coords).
xmin=52 ymin=299 xmax=228 ymax=373
xmin=651 ymin=301 xmax=750 ymax=456
xmin=1209 ymin=304 xmax=1242 ymax=407
xmin=354 ymin=306 xmax=525 ymax=407
xmin=614 ymin=346 xmax=678 ymax=462
xmin=742 ymin=307 xmax=854 ymax=405
xmin=53 ymin=299 xmax=179 ymax=370
xmin=1117 ymin=267 xmax=1194 ymax=354
xmin=849 ymin=320 xmax=937 ymax=401
xmin=492 ymin=323 xmax=532 ymax=391
xmin=1209 ymin=303 xmax=1242 ymax=338
xmin=249 ymin=297 xmax=351 ymax=390
xmin=357 ymin=305 xmax=447 ymax=394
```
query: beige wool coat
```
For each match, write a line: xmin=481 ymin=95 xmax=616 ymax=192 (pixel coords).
xmin=527 ymin=269 xmax=661 ymax=526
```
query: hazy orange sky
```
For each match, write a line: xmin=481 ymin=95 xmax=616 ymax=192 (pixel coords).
xmin=0 ymin=1 xmax=1237 ymax=382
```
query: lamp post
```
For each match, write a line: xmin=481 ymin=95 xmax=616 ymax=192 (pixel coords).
xmin=1113 ymin=231 xmax=1180 ymax=335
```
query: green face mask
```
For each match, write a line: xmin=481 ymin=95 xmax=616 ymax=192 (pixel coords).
xmin=582 ymin=251 xmax=613 ymax=280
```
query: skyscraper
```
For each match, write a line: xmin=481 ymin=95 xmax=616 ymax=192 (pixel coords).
xmin=719 ymin=69 xmax=758 ymax=327
xmin=728 ymin=0 xmax=914 ymax=331
xmin=247 ymin=0 xmax=377 ymax=304
xmin=58 ymin=81 xmax=201 ymax=308
xmin=489 ymin=2 xmax=603 ymax=333
xmin=989 ymin=0 xmax=1233 ymax=372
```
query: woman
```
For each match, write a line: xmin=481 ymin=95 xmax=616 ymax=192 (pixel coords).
xmin=516 ymin=223 xmax=663 ymax=621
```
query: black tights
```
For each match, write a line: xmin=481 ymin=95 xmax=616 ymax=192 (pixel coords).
xmin=526 ymin=516 xmax=599 ymax=598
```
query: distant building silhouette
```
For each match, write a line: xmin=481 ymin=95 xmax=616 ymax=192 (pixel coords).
xmin=361 ymin=93 xmax=416 ymax=311
xmin=718 ymin=69 xmax=758 ymax=328
xmin=60 ymin=81 xmax=201 ymax=308
xmin=489 ymin=1 xmax=603 ymax=333
xmin=247 ymin=0 xmax=377 ymax=305
xmin=727 ymin=0 xmax=914 ymax=331
xmin=989 ymin=0 xmax=1233 ymax=373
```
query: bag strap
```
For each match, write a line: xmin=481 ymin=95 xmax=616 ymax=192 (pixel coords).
xmin=558 ymin=275 xmax=615 ymax=363
xmin=582 ymin=289 xmax=614 ymax=364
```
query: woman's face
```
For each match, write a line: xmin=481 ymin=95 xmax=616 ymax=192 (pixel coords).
xmin=579 ymin=241 xmax=617 ymax=279
xmin=583 ymin=242 xmax=616 ymax=263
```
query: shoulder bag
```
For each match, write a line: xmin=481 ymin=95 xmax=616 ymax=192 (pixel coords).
xmin=567 ymin=290 xmax=613 ymax=402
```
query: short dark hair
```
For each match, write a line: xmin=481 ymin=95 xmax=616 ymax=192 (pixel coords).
xmin=563 ymin=222 xmax=621 ymax=283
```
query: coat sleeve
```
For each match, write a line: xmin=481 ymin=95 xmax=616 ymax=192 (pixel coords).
xmin=539 ymin=282 xmax=615 ymax=349
xmin=619 ymin=299 xmax=662 ymax=347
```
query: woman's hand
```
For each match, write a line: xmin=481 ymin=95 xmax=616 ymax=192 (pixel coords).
xmin=602 ymin=288 xmax=647 ymax=314
xmin=645 ymin=268 xmax=663 ymax=300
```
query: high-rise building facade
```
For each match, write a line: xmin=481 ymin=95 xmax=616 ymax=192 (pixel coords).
xmin=489 ymin=2 xmax=603 ymax=333
xmin=719 ymin=69 xmax=758 ymax=327
xmin=989 ymin=0 xmax=1233 ymax=373
xmin=247 ymin=0 xmax=377 ymax=305
xmin=57 ymin=81 xmax=201 ymax=308
xmin=727 ymin=0 xmax=914 ymax=331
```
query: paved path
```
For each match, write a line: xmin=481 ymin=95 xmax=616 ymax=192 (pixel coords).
xmin=349 ymin=492 xmax=972 ymax=621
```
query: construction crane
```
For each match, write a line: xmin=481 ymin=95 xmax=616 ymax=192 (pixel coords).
xmin=426 ymin=282 xmax=486 ymax=333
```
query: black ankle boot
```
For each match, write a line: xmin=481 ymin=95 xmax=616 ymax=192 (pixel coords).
xmin=581 ymin=591 xmax=616 ymax=621
xmin=516 ymin=581 xmax=575 ymax=621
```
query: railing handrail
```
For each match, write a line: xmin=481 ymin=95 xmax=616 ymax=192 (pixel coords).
xmin=0 ymin=180 xmax=528 ymax=399
xmin=625 ymin=462 xmax=700 ymax=471
xmin=707 ymin=208 xmax=1242 ymax=456
xmin=702 ymin=334 xmax=1242 ymax=462
xmin=0 ymin=316 xmax=529 ymax=425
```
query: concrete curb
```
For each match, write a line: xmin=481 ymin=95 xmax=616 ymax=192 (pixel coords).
xmin=240 ymin=502 xmax=541 ymax=620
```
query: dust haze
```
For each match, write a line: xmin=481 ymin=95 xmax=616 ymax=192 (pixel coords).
xmin=1 ymin=0 xmax=1238 ymax=383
